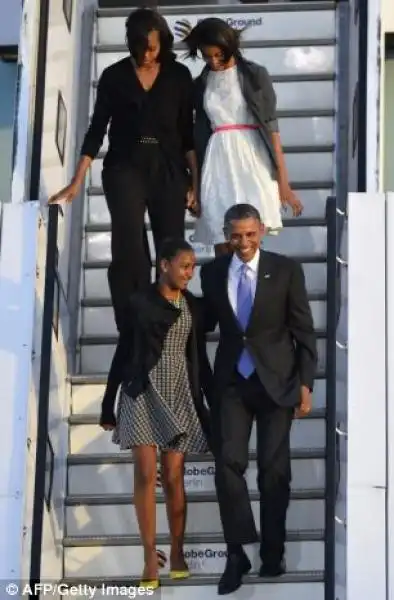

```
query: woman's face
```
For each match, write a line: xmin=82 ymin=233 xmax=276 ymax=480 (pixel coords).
xmin=201 ymin=45 xmax=232 ymax=71
xmin=161 ymin=250 xmax=196 ymax=290
xmin=140 ymin=30 xmax=160 ymax=67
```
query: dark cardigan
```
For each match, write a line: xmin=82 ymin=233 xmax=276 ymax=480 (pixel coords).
xmin=100 ymin=284 xmax=213 ymax=445
xmin=193 ymin=57 xmax=279 ymax=179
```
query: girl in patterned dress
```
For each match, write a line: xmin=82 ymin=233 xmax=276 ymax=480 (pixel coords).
xmin=101 ymin=238 xmax=212 ymax=589
xmin=180 ymin=18 xmax=303 ymax=257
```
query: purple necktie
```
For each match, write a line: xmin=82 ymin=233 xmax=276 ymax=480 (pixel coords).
xmin=236 ymin=265 xmax=255 ymax=378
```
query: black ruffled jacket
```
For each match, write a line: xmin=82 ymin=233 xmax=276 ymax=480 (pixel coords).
xmin=101 ymin=284 xmax=213 ymax=445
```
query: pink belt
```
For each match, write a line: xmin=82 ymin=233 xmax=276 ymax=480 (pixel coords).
xmin=214 ymin=124 xmax=260 ymax=133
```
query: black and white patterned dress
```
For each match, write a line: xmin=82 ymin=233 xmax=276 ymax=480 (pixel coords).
xmin=112 ymin=295 xmax=208 ymax=453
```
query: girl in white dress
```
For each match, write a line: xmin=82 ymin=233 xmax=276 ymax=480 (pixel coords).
xmin=182 ymin=18 xmax=303 ymax=256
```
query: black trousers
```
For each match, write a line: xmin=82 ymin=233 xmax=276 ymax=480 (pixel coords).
xmin=100 ymin=146 xmax=188 ymax=419
xmin=212 ymin=372 xmax=294 ymax=566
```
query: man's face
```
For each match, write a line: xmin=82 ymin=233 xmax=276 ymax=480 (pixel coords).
xmin=225 ymin=217 xmax=265 ymax=263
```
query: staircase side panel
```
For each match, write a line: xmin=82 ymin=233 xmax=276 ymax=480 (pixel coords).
xmin=346 ymin=192 xmax=387 ymax=600
xmin=0 ymin=202 xmax=40 ymax=581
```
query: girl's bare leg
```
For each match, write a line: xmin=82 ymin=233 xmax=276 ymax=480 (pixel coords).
xmin=133 ymin=445 xmax=158 ymax=582
xmin=160 ymin=450 xmax=188 ymax=572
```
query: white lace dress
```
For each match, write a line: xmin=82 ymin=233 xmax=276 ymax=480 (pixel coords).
xmin=193 ymin=65 xmax=283 ymax=246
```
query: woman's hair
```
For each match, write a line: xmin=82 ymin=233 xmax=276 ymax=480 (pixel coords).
xmin=183 ymin=18 xmax=242 ymax=62
xmin=158 ymin=238 xmax=194 ymax=264
xmin=125 ymin=7 xmax=175 ymax=65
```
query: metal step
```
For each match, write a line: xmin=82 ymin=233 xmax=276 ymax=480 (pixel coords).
xmin=63 ymin=529 xmax=324 ymax=547
xmin=84 ymin=217 xmax=327 ymax=234
xmin=64 ymin=539 xmax=324 ymax=577
xmin=77 ymin=331 xmax=326 ymax=373
xmin=65 ymin=488 xmax=325 ymax=506
xmin=94 ymin=44 xmax=336 ymax=79
xmin=97 ymin=2 xmax=336 ymax=16
xmin=67 ymin=369 xmax=327 ymax=386
xmin=83 ymin=229 xmax=328 ymax=270
xmin=67 ymin=406 xmax=326 ymax=425
xmin=88 ymin=110 xmax=336 ymax=134
xmin=93 ymin=74 xmax=335 ymax=87
xmin=96 ymin=39 xmax=336 ymax=53
xmin=80 ymin=292 xmax=326 ymax=309
xmin=87 ymin=182 xmax=333 ymax=200
xmin=67 ymin=452 xmax=325 ymax=494
xmin=78 ymin=328 xmax=326 ymax=347
xmin=60 ymin=578 xmax=325 ymax=600
xmin=67 ymin=447 xmax=325 ymax=466
xmin=81 ymin=256 xmax=328 ymax=300
xmin=96 ymin=144 xmax=334 ymax=157
xmin=83 ymin=253 xmax=328 ymax=269
xmin=66 ymin=489 xmax=325 ymax=535
xmin=80 ymin=290 xmax=327 ymax=335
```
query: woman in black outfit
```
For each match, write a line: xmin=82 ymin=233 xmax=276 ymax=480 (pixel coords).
xmin=49 ymin=8 xmax=199 ymax=419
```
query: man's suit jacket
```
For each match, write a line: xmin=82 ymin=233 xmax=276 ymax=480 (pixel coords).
xmin=200 ymin=250 xmax=318 ymax=407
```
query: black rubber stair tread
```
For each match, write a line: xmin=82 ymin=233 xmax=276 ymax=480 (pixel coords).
xmin=80 ymin=291 xmax=327 ymax=308
xmin=93 ymin=74 xmax=335 ymax=87
xmin=87 ymin=109 xmax=336 ymax=127
xmin=61 ymin=570 xmax=324 ymax=586
xmin=79 ymin=328 xmax=326 ymax=346
xmin=98 ymin=1 xmax=336 ymax=16
xmin=93 ymin=141 xmax=333 ymax=154
xmin=65 ymin=488 xmax=325 ymax=506
xmin=68 ymin=406 xmax=326 ymax=426
xmin=88 ymin=180 xmax=334 ymax=196
xmin=63 ymin=529 xmax=324 ymax=547
xmin=67 ymin=447 xmax=325 ymax=466
xmin=68 ymin=368 xmax=327 ymax=385
xmin=96 ymin=143 xmax=334 ymax=157
xmin=83 ymin=254 xmax=328 ymax=269
xmin=85 ymin=217 xmax=327 ymax=234
xmin=96 ymin=38 xmax=336 ymax=51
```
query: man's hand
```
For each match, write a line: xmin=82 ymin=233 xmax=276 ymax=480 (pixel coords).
xmin=295 ymin=385 xmax=312 ymax=418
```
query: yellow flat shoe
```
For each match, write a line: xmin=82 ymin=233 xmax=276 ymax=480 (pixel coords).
xmin=139 ymin=579 xmax=160 ymax=590
xmin=169 ymin=569 xmax=190 ymax=579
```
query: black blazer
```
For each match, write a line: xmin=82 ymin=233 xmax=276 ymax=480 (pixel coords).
xmin=193 ymin=57 xmax=279 ymax=179
xmin=115 ymin=285 xmax=213 ymax=441
xmin=200 ymin=251 xmax=318 ymax=408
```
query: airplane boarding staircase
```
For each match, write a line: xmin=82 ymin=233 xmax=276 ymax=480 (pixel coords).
xmin=52 ymin=2 xmax=345 ymax=598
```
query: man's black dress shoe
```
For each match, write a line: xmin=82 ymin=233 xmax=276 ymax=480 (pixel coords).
xmin=259 ymin=558 xmax=286 ymax=577
xmin=218 ymin=551 xmax=251 ymax=595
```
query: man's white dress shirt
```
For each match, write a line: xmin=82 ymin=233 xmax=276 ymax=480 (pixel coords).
xmin=227 ymin=249 xmax=260 ymax=315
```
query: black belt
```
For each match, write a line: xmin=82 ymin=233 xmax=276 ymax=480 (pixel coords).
xmin=137 ymin=136 xmax=159 ymax=144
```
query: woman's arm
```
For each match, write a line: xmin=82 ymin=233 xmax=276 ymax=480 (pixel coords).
xmin=271 ymin=132 xmax=303 ymax=216
xmin=48 ymin=69 xmax=112 ymax=205
xmin=178 ymin=67 xmax=201 ymax=216
xmin=256 ymin=64 xmax=303 ymax=217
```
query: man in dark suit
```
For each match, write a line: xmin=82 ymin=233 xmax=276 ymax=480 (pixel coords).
xmin=200 ymin=204 xmax=317 ymax=595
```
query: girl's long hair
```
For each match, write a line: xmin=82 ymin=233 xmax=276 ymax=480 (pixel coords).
xmin=183 ymin=17 xmax=243 ymax=63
